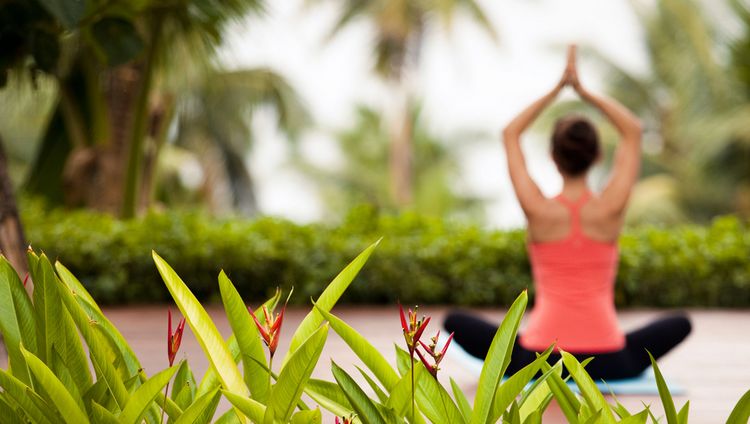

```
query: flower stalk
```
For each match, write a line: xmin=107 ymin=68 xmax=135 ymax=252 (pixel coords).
xmin=162 ymin=309 xmax=185 ymax=424
xmin=399 ymin=304 xmax=430 ymax=421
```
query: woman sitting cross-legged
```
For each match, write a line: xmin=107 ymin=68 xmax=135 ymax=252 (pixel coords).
xmin=444 ymin=45 xmax=691 ymax=380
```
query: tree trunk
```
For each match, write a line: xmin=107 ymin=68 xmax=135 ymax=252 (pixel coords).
xmin=0 ymin=136 xmax=29 ymax=285
xmin=388 ymin=88 xmax=413 ymax=207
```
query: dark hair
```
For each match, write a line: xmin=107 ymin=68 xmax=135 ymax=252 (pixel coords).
xmin=551 ymin=115 xmax=600 ymax=177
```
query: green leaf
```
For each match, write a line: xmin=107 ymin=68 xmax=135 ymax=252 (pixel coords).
xmin=618 ymin=409 xmax=649 ymax=424
xmin=392 ymin=347 xmax=458 ymax=424
xmin=119 ymin=365 xmax=178 ymax=424
xmin=90 ymin=401 xmax=120 ymax=424
xmin=153 ymin=251 xmax=248 ymax=398
xmin=384 ymin=362 xmax=419 ymax=419
xmin=331 ymin=362 xmax=387 ymax=424
xmin=284 ymin=240 xmax=380 ymax=365
xmin=451 ymin=377 xmax=472 ymax=422
xmin=518 ymin=377 xmax=553 ymax=423
xmin=522 ymin=410 xmax=542 ymax=424
xmin=727 ymin=389 xmax=750 ymax=424
xmin=562 ymin=352 xmax=616 ymax=423
xmin=0 ymin=368 xmax=56 ymax=424
xmin=648 ymin=351 xmax=678 ymax=424
xmin=222 ymin=390 xmax=267 ymax=423
xmin=37 ymin=0 xmax=87 ymax=29
xmin=313 ymin=303 xmax=399 ymax=390
xmin=219 ymin=271 xmax=269 ymax=401
xmin=291 ymin=408 xmax=322 ymax=424
xmin=304 ymin=379 xmax=353 ymax=417
xmin=471 ymin=291 xmax=527 ymax=424
xmin=0 ymin=395 xmax=24 ymax=424
xmin=677 ymin=400 xmax=689 ymax=424
xmin=20 ymin=345 xmax=89 ymax=424
xmin=173 ymin=388 xmax=221 ymax=424
xmin=581 ymin=409 xmax=602 ymax=424
xmin=91 ymin=17 xmax=145 ymax=66
xmin=215 ymin=409 xmax=243 ymax=424
xmin=54 ymin=262 xmax=100 ymax=313
xmin=269 ymin=324 xmax=329 ymax=422
xmin=356 ymin=366 xmax=388 ymax=404
xmin=491 ymin=346 xmax=552 ymax=422
xmin=539 ymin=361 xmax=580 ymax=424
xmin=0 ymin=257 xmax=35 ymax=385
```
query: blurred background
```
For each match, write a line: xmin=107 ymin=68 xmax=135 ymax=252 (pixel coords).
xmin=1 ymin=0 xmax=749 ymax=306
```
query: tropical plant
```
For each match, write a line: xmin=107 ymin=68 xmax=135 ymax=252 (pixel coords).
xmin=595 ymin=0 xmax=750 ymax=223
xmin=309 ymin=0 xmax=497 ymax=207
xmin=2 ymin=242 xmax=750 ymax=422
xmin=300 ymin=105 xmax=483 ymax=219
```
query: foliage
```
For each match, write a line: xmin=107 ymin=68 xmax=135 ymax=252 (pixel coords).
xmin=2 ymin=243 xmax=749 ymax=423
xmin=19 ymin=201 xmax=750 ymax=307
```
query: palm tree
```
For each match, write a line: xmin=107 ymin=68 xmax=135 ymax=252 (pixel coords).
xmin=593 ymin=0 xmax=750 ymax=222
xmin=169 ymin=68 xmax=308 ymax=215
xmin=311 ymin=0 xmax=497 ymax=207
xmin=300 ymin=104 xmax=483 ymax=219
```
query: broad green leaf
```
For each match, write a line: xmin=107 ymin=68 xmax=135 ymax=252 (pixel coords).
xmin=90 ymin=401 xmax=120 ymax=424
xmin=91 ymin=17 xmax=145 ymax=66
xmin=222 ymin=390 xmax=267 ymax=423
xmin=392 ymin=347 xmax=458 ymax=424
xmin=619 ymin=409 xmax=649 ymax=424
xmin=153 ymin=252 xmax=247 ymax=398
xmin=0 ymin=395 xmax=24 ymax=424
xmin=56 ymin=273 xmax=130 ymax=411
xmin=581 ymin=409 xmax=602 ymax=424
xmin=284 ymin=240 xmax=380 ymax=366
xmin=37 ymin=0 xmax=86 ymax=29
xmin=49 ymin=348 xmax=85 ymax=413
xmin=54 ymin=262 xmax=100 ymax=313
xmin=119 ymin=365 xmax=178 ymax=424
xmin=677 ymin=401 xmax=689 ymax=424
xmin=357 ymin=366 xmax=388 ymax=403
xmin=727 ymin=389 xmax=750 ymax=424
xmin=562 ymin=352 xmax=616 ymax=423
xmin=20 ymin=345 xmax=89 ymax=424
xmin=331 ymin=362 xmax=387 ymax=424
xmin=451 ymin=378 xmax=472 ymax=422
xmin=219 ymin=271 xmax=269 ymax=401
xmin=53 ymin=299 xmax=93 ymax=394
xmin=304 ymin=379 xmax=353 ymax=417
xmin=291 ymin=408 xmax=322 ymax=424
xmin=0 ymin=257 xmax=35 ymax=385
xmin=539 ymin=361 xmax=580 ymax=424
xmin=172 ymin=360 xmax=196 ymax=406
xmin=491 ymin=346 xmax=552 ymax=422
xmin=471 ymin=291 xmax=527 ymax=424
xmin=385 ymin=362 xmax=420 ymax=419
xmin=313 ymin=303 xmax=399 ymax=390
xmin=173 ymin=388 xmax=221 ymax=424
xmin=269 ymin=324 xmax=329 ymax=422
xmin=215 ymin=409 xmax=243 ymax=424
xmin=519 ymin=377 xmax=552 ymax=422
xmin=0 ymin=368 xmax=56 ymax=424
xmin=522 ymin=410 xmax=542 ymax=424
xmin=648 ymin=351 xmax=677 ymax=424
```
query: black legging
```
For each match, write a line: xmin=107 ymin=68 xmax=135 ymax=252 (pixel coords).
xmin=443 ymin=311 xmax=691 ymax=380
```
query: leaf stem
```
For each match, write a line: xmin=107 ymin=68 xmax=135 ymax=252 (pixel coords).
xmin=160 ymin=380 xmax=171 ymax=424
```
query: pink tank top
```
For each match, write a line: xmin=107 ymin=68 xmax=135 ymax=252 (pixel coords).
xmin=519 ymin=192 xmax=625 ymax=353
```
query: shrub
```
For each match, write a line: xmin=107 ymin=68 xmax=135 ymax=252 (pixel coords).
xmin=20 ymin=202 xmax=750 ymax=306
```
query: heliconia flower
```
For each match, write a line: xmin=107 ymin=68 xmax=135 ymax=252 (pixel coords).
xmin=167 ymin=309 xmax=186 ymax=366
xmin=335 ymin=414 xmax=355 ymax=424
xmin=22 ymin=273 xmax=29 ymax=287
xmin=416 ymin=330 xmax=454 ymax=378
xmin=250 ymin=303 xmax=287 ymax=358
xmin=399 ymin=303 xmax=430 ymax=356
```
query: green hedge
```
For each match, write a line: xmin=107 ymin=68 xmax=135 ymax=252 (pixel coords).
xmin=19 ymin=203 xmax=750 ymax=307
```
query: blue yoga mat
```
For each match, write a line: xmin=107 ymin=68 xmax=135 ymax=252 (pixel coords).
xmin=447 ymin=343 xmax=685 ymax=396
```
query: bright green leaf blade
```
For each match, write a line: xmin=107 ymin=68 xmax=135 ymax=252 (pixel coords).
xmin=270 ymin=324 xmax=329 ymax=422
xmin=219 ymin=271 xmax=269 ymax=401
xmin=173 ymin=388 xmax=221 ymax=424
xmin=284 ymin=239 xmax=380 ymax=365
xmin=384 ymin=363 xmax=419 ymax=419
xmin=215 ymin=409 xmax=243 ymax=424
xmin=291 ymin=408 xmax=322 ymax=424
xmin=223 ymin=390 xmax=267 ymax=423
xmin=304 ymin=379 xmax=353 ymax=417
xmin=522 ymin=409 xmax=542 ymax=424
xmin=726 ymin=389 xmax=750 ymax=424
xmin=356 ymin=366 xmax=388 ymax=404
xmin=119 ymin=365 xmax=178 ymax=424
xmin=562 ymin=352 xmax=616 ymax=423
xmin=581 ymin=408 xmax=602 ymax=424
xmin=0 ymin=395 xmax=24 ymax=424
xmin=539 ymin=361 xmax=580 ymax=424
xmin=90 ymin=401 xmax=120 ymax=424
xmin=20 ymin=345 xmax=89 ymax=424
xmin=451 ymin=377 xmax=472 ymax=422
xmin=153 ymin=252 xmax=248 ymax=397
xmin=619 ymin=409 xmax=649 ymax=424
xmin=677 ymin=400 xmax=689 ymax=424
xmin=648 ymin=351 xmax=678 ymax=424
xmin=313 ymin=303 xmax=399 ymax=390
xmin=491 ymin=346 xmax=552 ymax=422
xmin=0 ymin=257 xmax=35 ymax=385
xmin=0 ymin=368 xmax=56 ymax=424
xmin=54 ymin=262 xmax=100 ymax=313
xmin=471 ymin=291 xmax=528 ymax=424
xmin=331 ymin=362 xmax=388 ymax=424
xmin=392 ymin=346 xmax=457 ymax=424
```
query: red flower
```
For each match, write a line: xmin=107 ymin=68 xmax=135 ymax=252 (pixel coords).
xmin=399 ymin=304 xmax=430 ymax=356
xmin=335 ymin=414 xmax=355 ymax=424
xmin=416 ymin=330 xmax=454 ymax=378
xmin=167 ymin=309 xmax=186 ymax=366
xmin=251 ymin=303 xmax=287 ymax=358
xmin=22 ymin=273 xmax=29 ymax=287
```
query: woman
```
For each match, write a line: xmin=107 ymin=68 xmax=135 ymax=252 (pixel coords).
xmin=444 ymin=46 xmax=691 ymax=380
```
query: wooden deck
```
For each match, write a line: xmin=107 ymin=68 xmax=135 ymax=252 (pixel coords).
xmin=3 ymin=306 xmax=748 ymax=423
